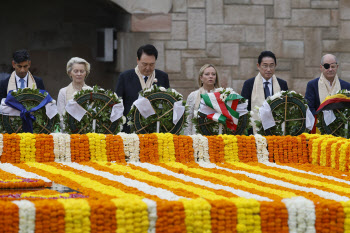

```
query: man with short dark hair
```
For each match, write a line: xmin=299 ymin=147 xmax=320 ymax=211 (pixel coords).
xmin=115 ymin=44 xmax=170 ymax=132
xmin=0 ymin=50 xmax=45 ymax=102
xmin=305 ymin=54 xmax=350 ymax=115
xmin=241 ymin=51 xmax=288 ymax=111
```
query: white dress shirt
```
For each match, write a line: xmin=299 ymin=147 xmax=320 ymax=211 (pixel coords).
xmin=15 ymin=73 xmax=28 ymax=89
xmin=262 ymin=77 xmax=272 ymax=96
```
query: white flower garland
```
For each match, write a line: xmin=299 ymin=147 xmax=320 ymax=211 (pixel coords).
xmin=262 ymin=162 xmax=350 ymax=186
xmin=190 ymin=135 xmax=210 ymax=162
xmin=60 ymin=162 xmax=181 ymax=201
xmin=12 ymin=200 xmax=36 ymax=233
xmin=51 ymin=133 xmax=71 ymax=162
xmin=254 ymin=134 xmax=269 ymax=162
xmin=118 ymin=133 xmax=140 ymax=162
xmin=198 ymin=162 xmax=350 ymax=201
xmin=0 ymin=134 xmax=3 ymax=158
xmin=131 ymin=162 xmax=271 ymax=201
xmin=142 ymin=198 xmax=158 ymax=233
xmin=0 ymin=163 xmax=51 ymax=182
xmin=282 ymin=196 xmax=316 ymax=233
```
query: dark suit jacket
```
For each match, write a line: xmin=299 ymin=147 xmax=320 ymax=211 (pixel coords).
xmin=0 ymin=75 xmax=45 ymax=103
xmin=241 ymin=77 xmax=288 ymax=111
xmin=115 ymin=69 xmax=170 ymax=132
xmin=305 ymin=77 xmax=350 ymax=115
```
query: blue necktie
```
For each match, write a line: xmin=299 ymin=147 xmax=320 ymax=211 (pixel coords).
xmin=264 ymin=82 xmax=270 ymax=98
xmin=19 ymin=79 xmax=25 ymax=89
xmin=144 ymin=76 xmax=148 ymax=83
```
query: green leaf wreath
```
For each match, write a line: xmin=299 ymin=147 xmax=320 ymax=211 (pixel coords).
xmin=193 ymin=87 xmax=252 ymax=135
xmin=127 ymin=85 xmax=188 ymax=134
xmin=317 ymin=89 xmax=350 ymax=138
xmin=63 ymin=85 xmax=126 ymax=134
xmin=254 ymin=90 xmax=310 ymax=136
xmin=1 ymin=87 xmax=60 ymax=134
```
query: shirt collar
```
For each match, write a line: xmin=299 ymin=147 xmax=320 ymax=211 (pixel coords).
xmin=15 ymin=73 xmax=28 ymax=83
xmin=262 ymin=77 xmax=272 ymax=84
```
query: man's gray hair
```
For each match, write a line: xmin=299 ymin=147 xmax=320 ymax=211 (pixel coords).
xmin=66 ymin=57 xmax=91 ymax=78
xmin=321 ymin=54 xmax=338 ymax=65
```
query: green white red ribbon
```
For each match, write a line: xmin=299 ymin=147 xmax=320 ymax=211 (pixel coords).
xmin=199 ymin=92 xmax=243 ymax=130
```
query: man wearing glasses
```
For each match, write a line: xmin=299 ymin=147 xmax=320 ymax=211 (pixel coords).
xmin=305 ymin=54 xmax=350 ymax=115
xmin=241 ymin=51 xmax=288 ymax=112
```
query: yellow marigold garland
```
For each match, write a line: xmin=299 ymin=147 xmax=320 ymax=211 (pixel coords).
xmin=156 ymin=133 xmax=176 ymax=162
xmin=180 ymin=198 xmax=212 ymax=233
xmin=58 ymin=199 xmax=91 ymax=233
xmin=19 ymin=133 xmax=36 ymax=162
xmin=231 ymin=198 xmax=261 ymax=233
xmin=219 ymin=135 xmax=239 ymax=162
xmin=111 ymin=198 xmax=149 ymax=233
xmin=87 ymin=133 xmax=107 ymax=161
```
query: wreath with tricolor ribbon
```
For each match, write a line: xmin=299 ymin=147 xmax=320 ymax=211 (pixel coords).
xmin=194 ymin=87 xmax=251 ymax=135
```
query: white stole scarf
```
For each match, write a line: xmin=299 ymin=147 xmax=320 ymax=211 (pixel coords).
xmin=7 ymin=71 xmax=37 ymax=93
xmin=65 ymin=82 xmax=89 ymax=102
xmin=318 ymin=73 xmax=341 ymax=104
xmin=135 ymin=65 xmax=156 ymax=90
xmin=251 ymin=73 xmax=281 ymax=110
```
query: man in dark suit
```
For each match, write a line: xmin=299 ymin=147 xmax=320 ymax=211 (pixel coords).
xmin=305 ymin=54 xmax=350 ymax=115
xmin=115 ymin=44 xmax=170 ymax=132
xmin=0 ymin=50 xmax=45 ymax=103
xmin=241 ymin=51 xmax=288 ymax=111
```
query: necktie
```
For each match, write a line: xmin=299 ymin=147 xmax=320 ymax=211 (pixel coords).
xmin=144 ymin=76 xmax=148 ymax=83
xmin=19 ymin=79 xmax=25 ymax=89
xmin=264 ymin=82 xmax=270 ymax=98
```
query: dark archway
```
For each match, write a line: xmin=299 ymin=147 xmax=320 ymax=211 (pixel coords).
xmin=0 ymin=0 xmax=130 ymax=98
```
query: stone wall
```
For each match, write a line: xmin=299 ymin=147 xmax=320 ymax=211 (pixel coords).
xmin=126 ymin=0 xmax=350 ymax=98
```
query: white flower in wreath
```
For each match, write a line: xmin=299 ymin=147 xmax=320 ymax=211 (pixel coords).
xmin=144 ymin=88 xmax=152 ymax=94
xmin=153 ymin=78 xmax=158 ymax=84
xmin=267 ymin=92 xmax=282 ymax=101
xmin=215 ymin=87 xmax=224 ymax=92
xmin=99 ymin=88 xmax=105 ymax=91
xmin=220 ymin=93 xmax=228 ymax=102
xmin=82 ymin=86 xmax=93 ymax=91
xmin=225 ymin=87 xmax=234 ymax=93
xmin=127 ymin=120 xmax=133 ymax=126
xmin=159 ymin=87 xmax=167 ymax=92
xmin=122 ymin=116 xmax=126 ymax=124
xmin=113 ymin=93 xmax=118 ymax=99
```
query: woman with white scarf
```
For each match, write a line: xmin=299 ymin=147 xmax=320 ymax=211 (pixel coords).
xmin=57 ymin=57 xmax=91 ymax=128
xmin=184 ymin=64 xmax=220 ymax=135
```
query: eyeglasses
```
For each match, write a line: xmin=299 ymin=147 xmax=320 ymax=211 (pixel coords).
xmin=323 ymin=63 xmax=337 ymax=69
xmin=261 ymin=64 xmax=275 ymax=70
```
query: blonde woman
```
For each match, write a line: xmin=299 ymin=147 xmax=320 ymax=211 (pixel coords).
xmin=57 ymin=57 xmax=91 ymax=126
xmin=184 ymin=64 xmax=220 ymax=135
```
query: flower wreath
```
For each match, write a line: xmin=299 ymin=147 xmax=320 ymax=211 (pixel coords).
xmin=193 ymin=87 xmax=251 ymax=135
xmin=317 ymin=89 xmax=350 ymax=138
xmin=127 ymin=85 xmax=188 ymax=134
xmin=1 ymin=88 xmax=60 ymax=134
xmin=63 ymin=85 xmax=125 ymax=134
xmin=254 ymin=90 xmax=310 ymax=136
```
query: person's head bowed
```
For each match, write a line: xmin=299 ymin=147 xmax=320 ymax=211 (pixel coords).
xmin=137 ymin=44 xmax=158 ymax=77
xmin=198 ymin=64 xmax=220 ymax=89
xmin=12 ymin=49 xmax=31 ymax=78
xmin=66 ymin=57 xmax=90 ymax=83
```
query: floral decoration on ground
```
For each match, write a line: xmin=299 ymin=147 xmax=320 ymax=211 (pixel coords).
xmin=63 ymin=85 xmax=126 ymax=134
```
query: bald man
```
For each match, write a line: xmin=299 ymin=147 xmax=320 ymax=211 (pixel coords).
xmin=305 ymin=54 xmax=350 ymax=115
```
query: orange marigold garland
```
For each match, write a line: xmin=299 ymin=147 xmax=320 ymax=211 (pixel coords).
xmin=34 ymin=199 xmax=65 ymax=233
xmin=0 ymin=200 xmax=19 ymax=233
xmin=175 ymin=135 xmax=194 ymax=163
xmin=206 ymin=136 xmax=225 ymax=163
xmin=207 ymin=199 xmax=237 ymax=233
xmin=88 ymin=199 xmax=117 ymax=233
xmin=156 ymin=200 xmax=187 ymax=233
xmin=70 ymin=134 xmax=90 ymax=162
xmin=1 ymin=134 xmax=21 ymax=163
xmin=105 ymin=134 xmax=125 ymax=162
xmin=138 ymin=134 xmax=159 ymax=163
xmin=260 ymin=201 xmax=289 ymax=233
xmin=35 ymin=134 xmax=55 ymax=162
